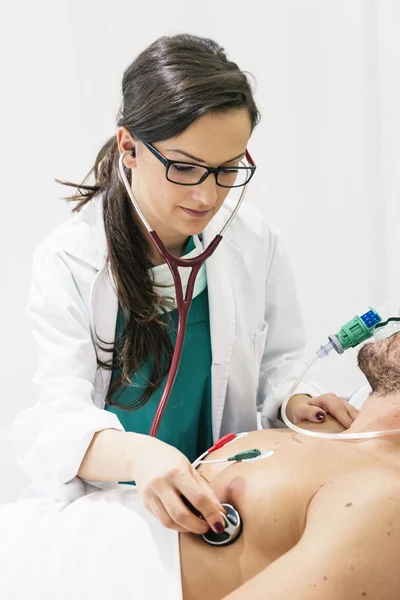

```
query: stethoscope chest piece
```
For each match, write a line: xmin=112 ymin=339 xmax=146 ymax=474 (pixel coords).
xmin=201 ymin=503 xmax=242 ymax=547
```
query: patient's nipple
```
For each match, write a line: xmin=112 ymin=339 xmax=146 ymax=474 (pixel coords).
xmin=227 ymin=476 xmax=246 ymax=503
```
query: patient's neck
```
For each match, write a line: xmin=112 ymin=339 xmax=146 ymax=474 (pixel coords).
xmin=347 ymin=391 xmax=400 ymax=435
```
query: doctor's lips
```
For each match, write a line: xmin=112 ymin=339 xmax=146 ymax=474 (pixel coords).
xmin=180 ymin=207 xmax=211 ymax=218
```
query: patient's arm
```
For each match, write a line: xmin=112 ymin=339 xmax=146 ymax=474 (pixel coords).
xmin=223 ymin=469 xmax=400 ymax=599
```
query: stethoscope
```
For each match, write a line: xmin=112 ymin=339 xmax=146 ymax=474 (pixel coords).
xmin=118 ymin=150 xmax=255 ymax=437
xmin=118 ymin=150 xmax=258 ymax=547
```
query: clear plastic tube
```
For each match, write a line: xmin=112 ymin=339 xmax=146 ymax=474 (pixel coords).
xmin=280 ymin=354 xmax=400 ymax=440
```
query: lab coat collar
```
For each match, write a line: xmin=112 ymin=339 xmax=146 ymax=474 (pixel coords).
xmin=60 ymin=196 xmax=108 ymax=271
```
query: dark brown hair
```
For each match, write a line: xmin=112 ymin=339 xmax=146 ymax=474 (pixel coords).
xmin=60 ymin=34 xmax=260 ymax=409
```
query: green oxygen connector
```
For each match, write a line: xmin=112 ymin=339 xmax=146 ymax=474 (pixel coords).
xmin=227 ymin=449 xmax=262 ymax=462
xmin=318 ymin=308 xmax=382 ymax=357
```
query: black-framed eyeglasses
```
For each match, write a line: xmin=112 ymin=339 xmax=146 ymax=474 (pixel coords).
xmin=141 ymin=140 xmax=256 ymax=188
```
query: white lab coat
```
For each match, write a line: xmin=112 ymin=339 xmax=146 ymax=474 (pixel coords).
xmin=12 ymin=195 xmax=322 ymax=487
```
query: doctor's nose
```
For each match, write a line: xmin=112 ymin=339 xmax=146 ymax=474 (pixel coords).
xmin=192 ymin=175 xmax=219 ymax=207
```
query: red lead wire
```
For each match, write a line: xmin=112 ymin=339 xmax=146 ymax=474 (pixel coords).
xmin=208 ymin=433 xmax=237 ymax=452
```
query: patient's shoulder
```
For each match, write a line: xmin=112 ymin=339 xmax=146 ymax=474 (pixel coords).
xmin=309 ymin=466 xmax=400 ymax=526
xmin=244 ymin=466 xmax=400 ymax=599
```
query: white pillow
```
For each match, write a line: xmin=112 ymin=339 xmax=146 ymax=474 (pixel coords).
xmin=347 ymin=383 xmax=372 ymax=410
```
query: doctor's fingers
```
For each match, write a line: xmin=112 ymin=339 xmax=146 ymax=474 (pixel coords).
xmin=179 ymin=470 xmax=226 ymax=533
xmin=309 ymin=396 xmax=358 ymax=428
xmin=323 ymin=402 xmax=358 ymax=429
xmin=144 ymin=494 xmax=188 ymax=533
xmin=290 ymin=401 xmax=326 ymax=424
xmin=155 ymin=488 xmax=210 ymax=534
xmin=344 ymin=402 xmax=359 ymax=420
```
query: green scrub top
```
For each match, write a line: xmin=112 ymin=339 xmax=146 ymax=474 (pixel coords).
xmin=105 ymin=237 xmax=213 ymax=465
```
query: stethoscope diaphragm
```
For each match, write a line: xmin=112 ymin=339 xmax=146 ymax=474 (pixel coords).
xmin=201 ymin=503 xmax=242 ymax=547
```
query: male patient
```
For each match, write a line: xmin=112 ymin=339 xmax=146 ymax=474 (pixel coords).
xmin=180 ymin=332 xmax=400 ymax=599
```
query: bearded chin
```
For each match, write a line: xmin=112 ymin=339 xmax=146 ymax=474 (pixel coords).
xmin=357 ymin=342 xmax=400 ymax=396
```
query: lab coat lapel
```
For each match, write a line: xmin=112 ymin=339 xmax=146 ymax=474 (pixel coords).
xmin=89 ymin=261 xmax=119 ymax=384
xmin=82 ymin=197 xmax=119 ymax=382
xmin=203 ymin=218 xmax=241 ymax=441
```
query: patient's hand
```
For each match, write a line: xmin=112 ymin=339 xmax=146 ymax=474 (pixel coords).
xmin=285 ymin=393 xmax=359 ymax=432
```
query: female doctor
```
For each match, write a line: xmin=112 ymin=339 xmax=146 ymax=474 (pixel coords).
xmin=12 ymin=34 xmax=357 ymax=536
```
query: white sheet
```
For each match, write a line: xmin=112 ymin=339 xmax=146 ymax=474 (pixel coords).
xmin=0 ymin=484 xmax=182 ymax=600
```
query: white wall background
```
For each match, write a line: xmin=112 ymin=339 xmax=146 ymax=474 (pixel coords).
xmin=0 ymin=0 xmax=399 ymax=498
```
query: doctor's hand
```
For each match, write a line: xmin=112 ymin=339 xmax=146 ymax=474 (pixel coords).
xmin=285 ymin=393 xmax=359 ymax=431
xmin=132 ymin=435 xmax=225 ymax=535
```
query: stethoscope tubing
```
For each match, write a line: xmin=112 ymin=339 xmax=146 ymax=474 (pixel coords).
xmin=118 ymin=151 xmax=249 ymax=437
